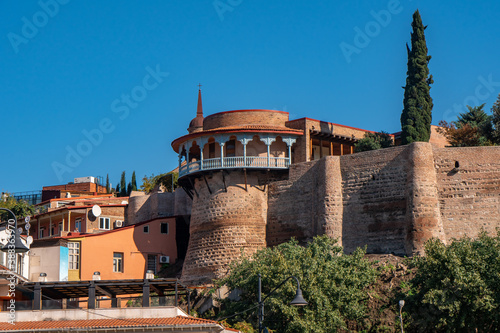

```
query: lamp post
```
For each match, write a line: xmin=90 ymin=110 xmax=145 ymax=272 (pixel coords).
xmin=0 ymin=208 xmax=30 ymax=253
xmin=399 ymin=300 xmax=405 ymax=333
xmin=257 ymin=274 xmax=308 ymax=333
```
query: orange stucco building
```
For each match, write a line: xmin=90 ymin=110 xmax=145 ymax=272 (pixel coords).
xmin=29 ymin=218 xmax=177 ymax=282
xmin=65 ymin=218 xmax=176 ymax=281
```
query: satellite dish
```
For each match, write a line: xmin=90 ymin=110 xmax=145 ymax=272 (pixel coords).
xmin=92 ymin=205 xmax=101 ymax=217
xmin=18 ymin=227 xmax=23 ymax=234
xmin=25 ymin=223 xmax=31 ymax=231
xmin=27 ymin=236 xmax=33 ymax=246
xmin=25 ymin=216 xmax=30 ymax=223
xmin=121 ymin=201 xmax=128 ymax=205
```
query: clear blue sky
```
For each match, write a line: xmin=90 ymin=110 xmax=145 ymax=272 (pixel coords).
xmin=2 ymin=0 xmax=500 ymax=193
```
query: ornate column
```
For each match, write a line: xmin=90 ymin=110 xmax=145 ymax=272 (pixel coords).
xmin=219 ymin=142 xmax=225 ymax=167
xmin=199 ymin=137 xmax=206 ymax=170
xmin=282 ymin=137 xmax=297 ymax=167
xmin=238 ymin=135 xmax=252 ymax=167
xmin=261 ymin=136 xmax=276 ymax=167
xmin=216 ymin=135 xmax=231 ymax=168
xmin=186 ymin=141 xmax=191 ymax=173
xmin=178 ymin=149 xmax=182 ymax=173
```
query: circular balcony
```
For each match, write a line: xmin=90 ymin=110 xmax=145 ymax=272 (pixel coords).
xmin=176 ymin=133 xmax=300 ymax=178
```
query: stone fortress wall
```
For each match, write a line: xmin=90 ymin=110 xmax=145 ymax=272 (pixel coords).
xmin=149 ymin=141 xmax=500 ymax=285
xmin=268 ymin=143 xmax=500 ymax=257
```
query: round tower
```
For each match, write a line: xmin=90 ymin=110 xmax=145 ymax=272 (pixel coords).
xmin=171 ymin=90 xmax=301 ymax=284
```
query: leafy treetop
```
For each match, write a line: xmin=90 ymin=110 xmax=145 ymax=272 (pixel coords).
xmin=213 ymin=236 xmax=377 ymax=333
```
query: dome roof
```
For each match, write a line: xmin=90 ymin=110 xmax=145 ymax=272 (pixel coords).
xmin=189 ymin=116 xmax=203 ymax=128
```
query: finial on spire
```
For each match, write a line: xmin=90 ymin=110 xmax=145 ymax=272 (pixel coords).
xmin=197 ymin=84 xmax=203 ymax=116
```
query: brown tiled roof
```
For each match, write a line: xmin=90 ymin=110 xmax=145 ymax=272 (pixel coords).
xmin=0 ymin=316 xmax=225 ymax=331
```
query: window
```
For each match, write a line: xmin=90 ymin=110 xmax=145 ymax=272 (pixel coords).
xmin=226 ymin=139 xmax=236 ymax=157
xmin=39 ymin=227 xmax=45 ymax=239
xmin=208 ymin=142 xmax=216 ymax=159
xmin=50 ymin=225 xmax=55 ymax=236
xmin=68 ymin=242 xmax=80 ymax=270
xmin=161 ymin=223 xmax=169 ymax=234
xmin=113 ymin=253 xmax=123 ymax=273
xmin=143 ymin=225 xmax=149 ymax=233
xmin=147 ymin=254 xmax=156 ymax=274
xmin=75 ymin=218 xmax=81 ymax=232
xmin=58 ymin=222 xmax=63 ymax=235
xmin=99 ymin=217 xmax=110 ymax=230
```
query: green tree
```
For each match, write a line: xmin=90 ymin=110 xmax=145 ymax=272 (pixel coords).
xmin=437 ymin=104 xmax=494 ymax=146
xmin=105 ymin=174 xmax=110 ymax=194
xmin=141 ymin=172 xmax=178 ymax=193
xmin=115 ymin=183 xmax=120 ymax=195
xmin=0 ymin=194 xmax=36 ymax=222
xmin=401 ymin=10 xmax=434 ymax=145
xmin=214 ymin=236 xmax=378 ymax=333
xmin=119 ymin=171 xmax=127 ymax=197
xmin=405 ymin=232 xmax=500 ymax=332
xmin=491 ymin=93 xmax=500 ymax=143
xmin=131 ymin=171 xmax=137 ymax=191
xmin=127 ymin=182 xmax=132 ymax=196
xmin=354 ymin=131 xmax=393 ymax=152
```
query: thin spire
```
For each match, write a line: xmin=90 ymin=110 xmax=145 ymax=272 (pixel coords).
xmin=197 ymin=84 xmax=203 ymax=116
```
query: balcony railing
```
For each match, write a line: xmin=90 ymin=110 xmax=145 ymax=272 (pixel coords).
xmin=179 ymin=156 xmax=290 ymax=177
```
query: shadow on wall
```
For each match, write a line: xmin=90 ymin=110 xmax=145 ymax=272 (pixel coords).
xmin=267 ymin=160 xmax=321 ymax=247
xmin=340 ymin=146 xmax=410 ymax=255
xmin=267 ymin=145 xmax=412 ymax=256
xmin=127 ymin=190 xmax=193 ymax=277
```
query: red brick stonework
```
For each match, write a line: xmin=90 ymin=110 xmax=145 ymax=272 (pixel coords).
xmin=179 ymin=143 xmax=500 ymax=284
xmin=180 ymin=171 xmax=270 ymax=286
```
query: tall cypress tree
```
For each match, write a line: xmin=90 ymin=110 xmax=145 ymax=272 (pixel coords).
xmin=120 ymin=171 xmax=127 ymax=197
xmin=401 ymin=10 xmax=434 ymax=144
xmin=131 ymin=171 xmax=137 ymax=191
xmin=105 ymin=174 xmax=110 ymax=193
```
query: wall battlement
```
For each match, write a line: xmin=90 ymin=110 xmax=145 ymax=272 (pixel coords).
xmin=178 ymin=143 xmax=500 ymax=285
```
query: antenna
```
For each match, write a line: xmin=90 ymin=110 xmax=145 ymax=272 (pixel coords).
xmin=91 ymin=205 xmax=101 ymax=217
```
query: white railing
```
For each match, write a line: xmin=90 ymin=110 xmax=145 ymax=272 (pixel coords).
xmin=179 ymin=156 xmax=290 ymax=177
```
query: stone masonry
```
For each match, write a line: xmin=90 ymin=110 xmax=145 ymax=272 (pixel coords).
xmin=178 ymin=142 xmax=500 ymax=284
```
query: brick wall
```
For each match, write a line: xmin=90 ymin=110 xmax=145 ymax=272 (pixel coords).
xmin=268 ymin=143 xmax=472 ymax=256
xmin=86 ymin=206 xmax=126 ymax=233
xmin=429 ymin=125 xmax=449 ymax=148
xmin=203 ymin=110 xmax=289 ymax=130
xmin=180 ymin=171 xmax=268 ymax=285
xmin=179 ymin=143 xmax=500 ymax=284
xmin=43 ymin=182 xmax=107 ymax=194
xmin=127 ymin=191 xmax=176 ymax=225
xmin=434 ymin=146 xmax=500 ymax=240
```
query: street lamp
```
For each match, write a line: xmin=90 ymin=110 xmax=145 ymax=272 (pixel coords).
xmin=0 ymin=208 xmax=30 ymax=253
xmin=399 ymin=300 xmax=405 ymax=333
xmin=257 ymin=274 xmax=308 ymax=333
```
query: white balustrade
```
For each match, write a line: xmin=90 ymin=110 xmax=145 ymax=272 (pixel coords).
xmin=179 ymin=156 xmax=290 ymax=177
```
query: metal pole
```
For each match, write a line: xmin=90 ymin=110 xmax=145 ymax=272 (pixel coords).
xmin=258 ymin=274 xmax=263 ymax=333
xmin=175 ymin=281 xmax=178 ymax=307
xmin=399 ymin=300 xmax=405 ymax=333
